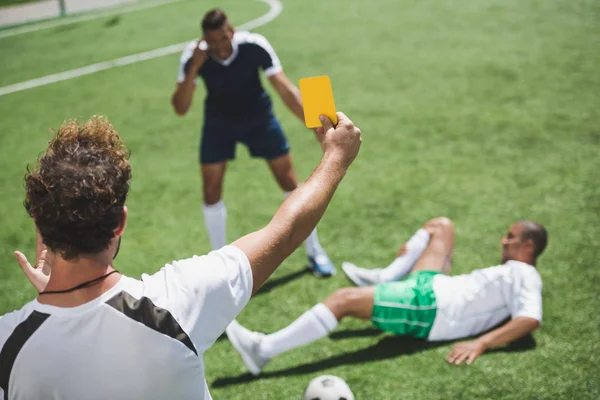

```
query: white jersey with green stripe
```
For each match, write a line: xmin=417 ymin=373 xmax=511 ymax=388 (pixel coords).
xmin=428 ymin=260 xmax=542 ymax=341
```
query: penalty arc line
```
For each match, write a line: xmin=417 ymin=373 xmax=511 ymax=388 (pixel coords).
xmin=0 ymin=0 xmax=283 ymax=97
xmin=0 ymin=0 xmax=190 ymax=40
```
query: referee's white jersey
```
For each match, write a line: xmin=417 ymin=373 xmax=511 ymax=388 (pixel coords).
xmin=0 ymin=245 xmax=253 ymax=400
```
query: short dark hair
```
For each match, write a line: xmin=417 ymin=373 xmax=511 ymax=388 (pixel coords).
xmin=24 ymin=116 xmax=131 ymax=260
xmin=201 ymin=8 xmax=228 ymax=32
xmin=518 ymin=220 xmax=548 ymax=259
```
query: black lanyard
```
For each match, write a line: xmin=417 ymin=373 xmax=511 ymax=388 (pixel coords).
xmin=39 ymin=270 xmax=120 ymax=295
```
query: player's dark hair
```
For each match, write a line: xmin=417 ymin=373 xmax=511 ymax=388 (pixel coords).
xmin=201 ymin=8 xmax=228 ymax=32
xmin=24 ymin=116 xmax=131 ymax=260
xmin=518 ymin=220 xmax=548 ymax=259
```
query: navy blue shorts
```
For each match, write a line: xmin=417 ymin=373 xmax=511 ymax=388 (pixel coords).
xmin=200 ymin=116 xmax=290 ymax=164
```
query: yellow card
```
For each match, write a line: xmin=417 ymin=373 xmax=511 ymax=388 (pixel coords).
xmin=299 ymin=76 xmax=338 ymax=128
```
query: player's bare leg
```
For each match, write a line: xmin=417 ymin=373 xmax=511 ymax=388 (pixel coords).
xmin=410 ymin=217 xmax=454 ymax=275
xmin=201 ymin=162 xmax=228 ymax=249
xmin=342 ymin=217 xmax=453 ymax=286
xmin=267 ymin=154 xmax=335 ymax=277
xmin=227 ymin=286 xmax=375 ymax=375
xmin=267 ymin=153 xmax=298 ymax=192
xmin=322 ymin=287 xmax=376 ymax=320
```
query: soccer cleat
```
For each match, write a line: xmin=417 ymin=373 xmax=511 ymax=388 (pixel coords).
xmin=341 ymin=262 xmax=383 ymax=286
xmin=226 ymin=320 xmax=269 ymax=376
xmin=307 ymin=251 xmax=336 ymax=278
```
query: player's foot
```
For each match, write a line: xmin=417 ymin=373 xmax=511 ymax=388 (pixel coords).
xmin=226 ymin=320 xmax=269 ymax=376
xmin=307 ymin=250 xmax=336 ymax=278
xmin=342 ymin=262 xmax=383 ymax=286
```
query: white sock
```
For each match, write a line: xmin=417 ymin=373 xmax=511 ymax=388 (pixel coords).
xmin=258 ymin=303 xmax=338 ymax=359
xmin=305 ymin=229 xmax=323 ymax=257
xmin=379 ymin=229 xmax=430 ymax=282
xmin=202 ymin=200 xmax=227 ymax=250
xmin=284 ymin=191 xmax=323 ymax=257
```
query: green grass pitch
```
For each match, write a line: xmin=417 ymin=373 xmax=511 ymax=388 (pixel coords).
xmin=0 ymin=0 xmax=599 ymax=398
xmin=0 ymin=0 xmax=37 ymax=7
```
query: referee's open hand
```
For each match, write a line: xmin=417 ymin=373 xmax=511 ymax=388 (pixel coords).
xmin=14 ymin=233 xmax=53 ymax=293
xmin=317 ymin=112 xmax=362 ymax=169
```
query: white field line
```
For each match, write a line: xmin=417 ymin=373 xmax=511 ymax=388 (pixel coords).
xmin=0 ymin=0 xmax=189 ymax=40
xmin=0 ymin=0 xmax=283 ymax=97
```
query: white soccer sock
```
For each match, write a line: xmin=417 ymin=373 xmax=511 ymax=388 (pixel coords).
xmin=379 ymin=229 xmax=431 ymax=282
xmin=258 ymin=303 xmax=338 ymax=359
xmin=284 ymin=191 xmax=323 ymax=257
xmin=305 ymin=229 xmax=323 ymax=258
xmin=202 ymin=200 xmax=227 ymax=250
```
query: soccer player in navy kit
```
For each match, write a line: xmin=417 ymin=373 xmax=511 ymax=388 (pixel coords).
xmin=171 ymin=9 xmax=335 ymax=276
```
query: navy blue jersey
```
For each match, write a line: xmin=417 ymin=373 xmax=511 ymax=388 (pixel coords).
xmin=178 ymin=31 xmax=282 ymax=124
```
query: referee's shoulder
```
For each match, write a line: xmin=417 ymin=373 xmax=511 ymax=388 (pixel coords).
xmin=0 ymin=302 xmax=36 ymax=341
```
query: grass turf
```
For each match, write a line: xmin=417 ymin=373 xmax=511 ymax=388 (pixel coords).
xmin=0 ymin=0 xmax=599 ymax=398
xmin=0 ymin=0 xmax=38 ymax=7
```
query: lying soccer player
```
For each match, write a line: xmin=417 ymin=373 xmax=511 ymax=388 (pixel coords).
xmin=227 ymin=217 xmax=547 ymax=374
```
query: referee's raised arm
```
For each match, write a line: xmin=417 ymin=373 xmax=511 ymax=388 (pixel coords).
xmin=231 ymin=112 xmax=362 ymax=295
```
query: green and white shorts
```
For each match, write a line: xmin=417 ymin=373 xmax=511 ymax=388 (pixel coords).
xmin=371 ymin=270 xmax=440 ymax=338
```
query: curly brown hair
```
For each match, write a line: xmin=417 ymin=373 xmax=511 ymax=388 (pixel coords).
xmin=24 ymin=116 xmax=131 ymax=260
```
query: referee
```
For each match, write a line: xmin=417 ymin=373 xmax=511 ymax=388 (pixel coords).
xmin=0 ymin=113 xmax=361 ymax=399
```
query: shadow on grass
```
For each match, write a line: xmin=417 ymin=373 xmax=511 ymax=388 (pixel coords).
xmin=254 ymin=267 xmax=312 ymax=297
xmin=330 ymin=327 xmax=383 ymax=340
xmin=213 ymin=331 xmax=537 ymax=387
xmin=104 ymin=16 xmax=121 ymax=28
xmin=212 ymin=335 xmax=446 ymax=388
xmin=488 ymin=333 xmax=537 ymax=353
xmin=213 ymin=267 xmax=312 ymax=343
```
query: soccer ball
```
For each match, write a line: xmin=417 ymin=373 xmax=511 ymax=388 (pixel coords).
xmin=302 ymin=375 xmax=355 ymax=400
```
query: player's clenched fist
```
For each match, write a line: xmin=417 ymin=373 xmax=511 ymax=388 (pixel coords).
xmin=317 ymin=112 xmax=362 ymax=169
xmin=191 ymin=39 xmax=208 ymax=69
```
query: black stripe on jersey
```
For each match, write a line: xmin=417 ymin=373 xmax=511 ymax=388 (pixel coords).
xmin=106 ymin=292 xmax=198 ymax=356
xmin=0 ymin=311 xmax=50 ymax=400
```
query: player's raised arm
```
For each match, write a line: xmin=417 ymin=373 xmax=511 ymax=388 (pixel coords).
xmin=231 ymin=113 xmax=362 ymax=295
xmin=171 ymin=41 xmax=208 ymax=116
xmin=269 ymin=72 xmax=305 ymax=122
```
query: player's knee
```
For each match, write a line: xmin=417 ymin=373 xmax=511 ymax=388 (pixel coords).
xmin=425 ymin=217 xmax=454 ymax=236
xmin=272 ymin=166 xmax=298 ymax=192
xmin=434 ymin=217 xmax=454 ymax=232
xmin=202 ymin=184 xmax=222 ymax=205
xmin=277 ymin=176 xmax=298 ymax=192
xmin=325 ymin=288 xmax=360 ymax=319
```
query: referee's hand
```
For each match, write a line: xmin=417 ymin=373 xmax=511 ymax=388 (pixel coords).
xmin=14 ymin=233 xmax=53 ymax=293
xmin=317 ymin=112 xmax=362 ymax=169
